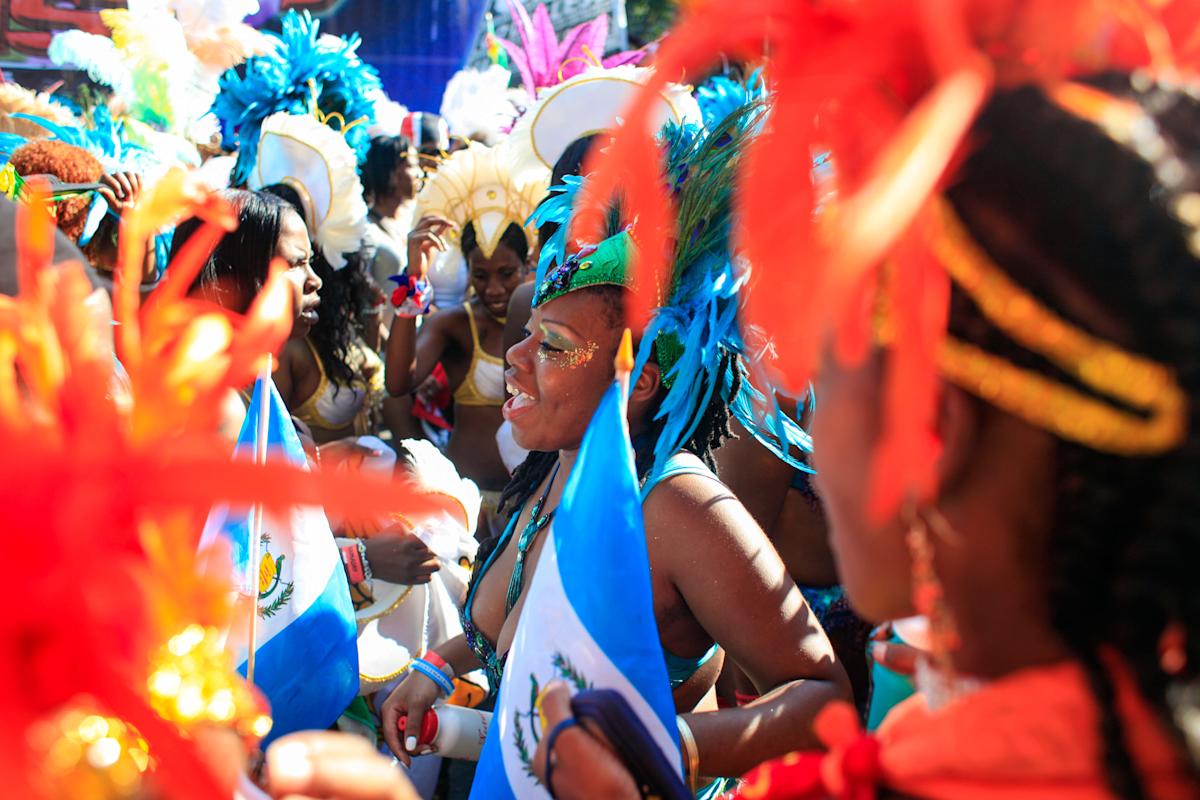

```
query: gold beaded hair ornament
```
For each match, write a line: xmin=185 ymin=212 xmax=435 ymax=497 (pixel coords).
xmin=921 ymin=198 xmax=1187 ymax=457
xmin=866 ymin=78 xmax=1190 ymax=523
xmin=572 ymin=0 xmax=1200 ymax=524
xmin=413 ymin=141 xmax=548 ymax=259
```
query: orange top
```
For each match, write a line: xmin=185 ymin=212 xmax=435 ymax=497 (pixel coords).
xmin=732 ymin=655 xmax=1195 ymax=800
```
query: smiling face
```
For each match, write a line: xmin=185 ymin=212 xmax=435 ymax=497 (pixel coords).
xmin=274 ymin=209 xmax=321 ymax=339
xmin=468 ymin=241 xmax=526 ymax=319
xmin=503 ymin=289 xmax=624 ymax=452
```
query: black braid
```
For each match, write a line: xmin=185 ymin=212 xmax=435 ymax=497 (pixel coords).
xmin=466 ymin=450 xmax=558 ymax=598
xmin=946 ymin=74 xmax=1200 ymax=796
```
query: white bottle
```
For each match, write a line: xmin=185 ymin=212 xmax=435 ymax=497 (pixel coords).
xmin=400 ymin=705 xmax=493 ymax=762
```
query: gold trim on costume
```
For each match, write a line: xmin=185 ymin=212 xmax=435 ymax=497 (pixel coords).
xmin=356 ymin=584 xmax=416 ymax=624
xmin=928 ymin=199 xmax=1187 ymax=455
xmin=360 ymin=655 xmax=415 ymax=683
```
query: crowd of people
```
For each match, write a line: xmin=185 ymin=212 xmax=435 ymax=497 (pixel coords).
xmin=5 ymin=1 xmax=1200 ymax=799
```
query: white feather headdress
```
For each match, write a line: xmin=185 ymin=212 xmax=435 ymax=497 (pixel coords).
xmin=248 ymin=112 xmax=369 ymax=269
xmin=506 ymin=65 xmax=701 ymax=179
xmin=439 ymin=65 xmax=521 ymax=145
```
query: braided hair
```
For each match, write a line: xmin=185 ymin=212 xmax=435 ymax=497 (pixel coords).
xmin=945 ymin=73 xmax=1200 ymax=797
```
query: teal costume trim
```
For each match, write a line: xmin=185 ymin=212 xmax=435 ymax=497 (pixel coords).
xmin=665 ymin=645 xmax=719 ymax=690
xmin=461 ymin=464 xmax=560 ymax=692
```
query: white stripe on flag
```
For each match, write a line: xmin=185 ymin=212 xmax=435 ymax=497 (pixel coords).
xmin=496 ymin=525 xmax=680 ymax=797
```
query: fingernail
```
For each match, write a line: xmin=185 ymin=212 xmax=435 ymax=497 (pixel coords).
xmin=871 ymin=642 xmax=886 ymax=662
xmin=405 ymin=735 xmax=418 ymax=751
xmin=271 ymin=741 xmax=312 ymax=781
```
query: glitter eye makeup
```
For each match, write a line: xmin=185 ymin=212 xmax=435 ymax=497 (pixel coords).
xmin=536 ymin=324 xmax=599 ymax=369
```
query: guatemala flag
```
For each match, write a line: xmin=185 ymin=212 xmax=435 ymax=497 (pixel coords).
xmin=200 ymin=373 xmax=358 ymax=746
xmin=470 ymin=379 xmax=681 ymax=798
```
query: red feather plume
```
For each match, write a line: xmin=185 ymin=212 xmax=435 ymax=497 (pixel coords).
xmin=0 ymin=170 xmax=438 ymax=799
xmin=580 ymin=0 xmax=1193 ymax=520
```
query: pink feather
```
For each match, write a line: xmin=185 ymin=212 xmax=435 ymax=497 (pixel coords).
xmin=531 ymin=2 xmax=558 ymax=83
xmin=498 ymin=36 xmax=536 ymax=95
xmin=503 ymin=0 xmax=544 ymax=83
xmin=558 ymin=15 xmax=607 ymax=63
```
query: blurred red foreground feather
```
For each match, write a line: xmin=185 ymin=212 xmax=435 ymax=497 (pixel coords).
xmin=578 ymin=0 xmax=1197 ymax=520
xmin=0 ymin=171 xmax=440 ymax=799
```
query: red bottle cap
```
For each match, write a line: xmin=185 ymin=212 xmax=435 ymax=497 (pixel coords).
xmin=397 ymin=709 xmax=439 ymax=746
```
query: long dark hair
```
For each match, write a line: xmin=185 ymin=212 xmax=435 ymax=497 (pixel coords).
xmin=308 ymin=250 xmax=376 ymax=392
xmin=945 ymin=74 xmax=1200 ymax=797
xmin=259 ymin=182 xmax=375 ymax=394
xmin=178 ymin=189 xmax=295 ymax=314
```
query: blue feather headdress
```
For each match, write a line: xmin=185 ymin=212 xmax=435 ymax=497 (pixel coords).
xmin=528 ymin=100 xmax=811 ymax=482
xmin=2 ymin=107 xmax=158 ymax=175
xmin=633 ymin=104 xmax=810 ymax=480
xmin=695 ymin=69 xmax=766 ymax=131
xmin=212 ymin=10 xmax=381 ymax=186
xmin=527 ymin=174 xmax=583 ymax=289
xmin=0 ymin=112 xmax=173 ymax=265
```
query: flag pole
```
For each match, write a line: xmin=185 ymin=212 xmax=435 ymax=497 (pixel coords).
xmin=615 ymin=329 xmax=634 ymax=412
xmin=246 ymin=353 xmax=273 ymax=687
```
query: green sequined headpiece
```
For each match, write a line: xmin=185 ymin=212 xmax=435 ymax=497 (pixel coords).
xmin=531 ymin=229 xmax=634 ymax=307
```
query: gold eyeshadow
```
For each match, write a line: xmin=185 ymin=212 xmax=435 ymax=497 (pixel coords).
xmin=536 ymin=324 xmax=598 ymax=368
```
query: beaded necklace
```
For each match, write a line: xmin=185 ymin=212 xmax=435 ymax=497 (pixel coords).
xmin=461 ymin=462 xmax=560 ymax=690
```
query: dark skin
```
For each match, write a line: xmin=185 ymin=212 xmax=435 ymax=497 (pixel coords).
xmin=368 ymin=147 xmax=422 ymax=220
xmin=276 ymin=336 xmax=385 ymax=445
xmin=528 ymin=344 xmax=1072 ymax=800
xmin=87 ymin=172 xmax=159 ymax=285
xmin=503 ymin=280 xmax=536 ymax=362
xmin=715 ymin=411 xmax=872 ymax=707
xmin=385 ymin=215 xmax=528 ymax=492
xmin=717 ymin=410 xmax=837 ymax=587
xmin=381 ymin=290 xmax=850 ymax=777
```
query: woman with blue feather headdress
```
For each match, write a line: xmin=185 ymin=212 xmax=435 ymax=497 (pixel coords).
xmin=380 ymin=98 xmax=851 ymax=796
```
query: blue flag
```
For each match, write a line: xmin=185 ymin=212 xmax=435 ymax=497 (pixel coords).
xmin=200 ymin=373 xmax=358 ymax=746
xmin=471 ymin=380 xmax=681 ymax=798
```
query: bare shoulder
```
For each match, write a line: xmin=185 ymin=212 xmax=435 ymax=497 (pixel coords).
xmin=421 ymin=303 xmax=473 ymax=349
xmin=642 ymin=455 xmax=773 ymax=572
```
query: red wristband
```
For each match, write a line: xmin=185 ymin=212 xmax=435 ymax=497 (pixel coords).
xmin=340 ymin=544 xmax=365 ymax=584
xmin=423 ymin=650 xmax=450 ymax=672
